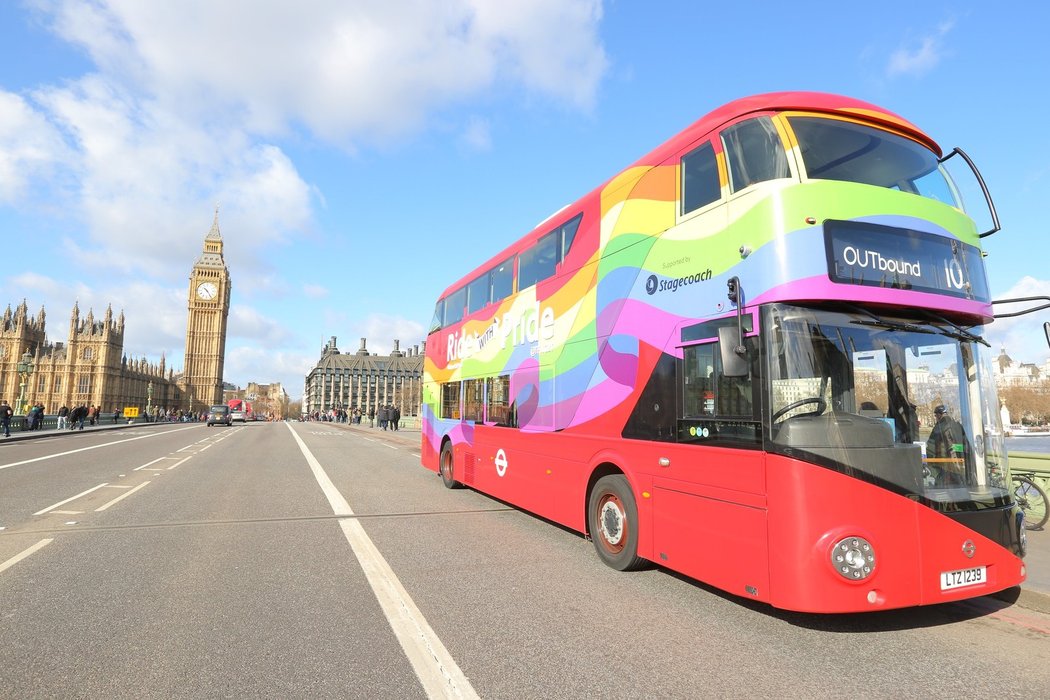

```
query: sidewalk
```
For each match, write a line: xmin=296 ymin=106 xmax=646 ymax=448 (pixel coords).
xmin=1 ymin=419 xmax=173 ymax=443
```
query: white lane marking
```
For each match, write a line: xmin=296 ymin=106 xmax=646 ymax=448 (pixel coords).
xmin=166 ymin=456 xmax=192 ymax=470
xmin=134 ymin=456 xmax=169 ymax=471
xmin=285 ymin=423 xmax=477 ymax=699
xmin=50 ymin=510 xmax=82 ymax=515
xmin=198 ymin=444 xmax=213 ymax=452
xmin=0 ymin=426 xmax=198 ymax=472
xmin=34 ymin=483 xmax=110 ymax=515
xmin=95 ymin=481 xmax=150 ymax=511
xmin=102 ymin=484 xmax=133 ymax=489
xmin=0 ymin=538 xmax=54 ymax=575
xmin=176 ymin=446 xmax=197 ymax=452
xmin=385 ymin=443 xmax=399 ymax=450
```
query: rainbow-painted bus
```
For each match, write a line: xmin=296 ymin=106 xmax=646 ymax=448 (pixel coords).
xmin=421 ymin=92 xmax=1026 ymax=613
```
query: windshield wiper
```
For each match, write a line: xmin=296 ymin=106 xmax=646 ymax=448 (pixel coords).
xmin=913 ymin=310 xmax=990 ymax=347
xmin=845 ymin=305 xmax=935 ymax=334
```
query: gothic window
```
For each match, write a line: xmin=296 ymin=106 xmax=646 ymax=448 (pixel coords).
xmin=77 ymin=376 xmax=90 ymax=394
xmin=83 ymin=347 xmax=93 ymax=360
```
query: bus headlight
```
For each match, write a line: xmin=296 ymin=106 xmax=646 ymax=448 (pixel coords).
xmin=831 ymin=536 xmax=876 ymax=580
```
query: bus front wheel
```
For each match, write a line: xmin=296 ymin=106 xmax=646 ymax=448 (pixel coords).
xmin=588 ymin=475 xmax=645 ymax=571
xmin=439 ymin=441 xmax=462 ymax=489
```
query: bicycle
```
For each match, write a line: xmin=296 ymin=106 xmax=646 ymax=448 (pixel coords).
xmin=1013 ymin=471 xmax=1049 ymax=531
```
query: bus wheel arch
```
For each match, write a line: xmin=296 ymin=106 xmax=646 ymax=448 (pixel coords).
xmin=586 ymin=465 xmax=646 ymax=571
xmin=439 ymin=437 xmax=462 ymax=489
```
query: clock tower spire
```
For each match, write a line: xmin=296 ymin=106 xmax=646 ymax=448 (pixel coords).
xmin=183 ymin=206 xmax=231 ymax=413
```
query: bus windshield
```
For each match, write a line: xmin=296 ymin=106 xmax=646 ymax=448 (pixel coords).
xmin=787 ymin=116 xmax=960 ymax=209
xmin=765 ymin=304 xmax=1010 ymax=512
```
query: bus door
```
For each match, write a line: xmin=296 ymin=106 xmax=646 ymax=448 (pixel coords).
xmin=650 ymin=322 xmax=768 ymax=597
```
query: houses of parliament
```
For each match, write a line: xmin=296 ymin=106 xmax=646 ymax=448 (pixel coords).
xmin=0 ymin=212 xmax=231 ymax=415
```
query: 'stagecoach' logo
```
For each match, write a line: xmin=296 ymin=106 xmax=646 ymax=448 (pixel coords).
xmin=645 ymin=269 xmax=713 ymax=295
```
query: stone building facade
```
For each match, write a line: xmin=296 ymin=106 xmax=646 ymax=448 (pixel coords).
xmin=223 ymin=380 xmax=290 ymax=420
xmin=304 ymin=337 xmax=424 ymax=417
xmin=0 ymin=300 xmax=180 ymax=415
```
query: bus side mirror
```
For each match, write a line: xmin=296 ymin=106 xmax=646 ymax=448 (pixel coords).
xmin=719 ymin=326 xmax=749 ymax=377
xmin=1045 ymin=321 xmax=1050 ymax=349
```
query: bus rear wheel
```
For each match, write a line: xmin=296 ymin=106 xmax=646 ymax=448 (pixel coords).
xmin=588 ymin=475 xmax=645 ymax=571
xmin=439 ymin=441 xmax=462 ymax=489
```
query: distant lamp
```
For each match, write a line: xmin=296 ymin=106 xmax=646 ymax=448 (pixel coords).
xmin=16 ymin=350 xmax=34 ymax=415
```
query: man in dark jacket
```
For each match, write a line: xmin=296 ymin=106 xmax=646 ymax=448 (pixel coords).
xmin=926 ymin=405 xmax=969 ymax=485
xmin=1 ymin=400 xmax=12 ymax=437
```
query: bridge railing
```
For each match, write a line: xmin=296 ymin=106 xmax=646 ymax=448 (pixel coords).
xmin=1009 ymin=451 xmax=1050 ymax=493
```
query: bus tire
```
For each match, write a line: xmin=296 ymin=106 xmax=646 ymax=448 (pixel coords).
xmin=588 ymin=474 xmax=646 ymax=571
xmin=440 ymin=441 xmax=462 ymax=489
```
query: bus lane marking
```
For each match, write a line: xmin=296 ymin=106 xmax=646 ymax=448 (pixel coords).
xmin=34 ymin=483 xmax=109 ymax=515
xmin=285 ymin=423 xmax=478 ymax=700
xmin=134 ymin=456 xmax=171 ymax=471
xmin=167 ymin=456 xmax=193 ymax=470
xmin=0 ymin=539 xmax=53 ymax=575
xmin=95 ymin=481 xmax=151 ymax=512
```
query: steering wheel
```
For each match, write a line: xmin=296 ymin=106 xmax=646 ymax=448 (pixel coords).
xmin=772 ymin=397 xmax=827 ymax=422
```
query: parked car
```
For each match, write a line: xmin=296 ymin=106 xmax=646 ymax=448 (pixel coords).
xmin=207 ymin=405 xmax=232 ymax=427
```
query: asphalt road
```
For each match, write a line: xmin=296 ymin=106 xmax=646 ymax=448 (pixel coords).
xmin=1 ymin=421 xmax=1048 ymax=699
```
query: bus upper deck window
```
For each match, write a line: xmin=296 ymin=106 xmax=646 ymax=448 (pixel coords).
xmin=721 ymin=117 xmax=789 ymax=192
xmin=682 ymin=141 xmax=720 ymax=214
xmin=444 ymin=287 xmax=466 ymax=326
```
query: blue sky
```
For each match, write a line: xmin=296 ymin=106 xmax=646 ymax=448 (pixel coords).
xmin=1 ymin=1 xmax=1048 ymax=401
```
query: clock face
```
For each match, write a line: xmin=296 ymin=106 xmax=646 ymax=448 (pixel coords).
xmin=196 ymin=282 xmax=218 ymax=300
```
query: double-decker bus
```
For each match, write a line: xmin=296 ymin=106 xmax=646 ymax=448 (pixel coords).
xmin=421 ymin=92 xmax=1027 ymax=613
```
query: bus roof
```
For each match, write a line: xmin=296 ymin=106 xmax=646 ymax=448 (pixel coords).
xmin=437 ymin=91 xmax=939 ymax=300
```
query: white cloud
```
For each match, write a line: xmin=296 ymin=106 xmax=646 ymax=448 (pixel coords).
xmin=460 ymin=116 xmax=492 ymax=152
xmin=355 ymin=313 xmax=426 ymax=355
xmin=228 ymin=305 xmax=294 ymax=346
xmin=0 ymin=90 xmax=70 ymax=204
xmin=38 ymin=0 xmax=607 ymax=142
xmin=6 ymin=0 xmax=606 ymax=280
xmin=303 ymin=283 xmax=329 ymax=299
xmin=984 ymin=276 xmax=1050 ymax=364
xmin=887 ymin=19 xmax=955 ymax=78
xmin=224 ymin=345 xmax=314 ymax=397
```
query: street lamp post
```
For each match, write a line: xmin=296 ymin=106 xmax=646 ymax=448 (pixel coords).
xmin=16 ymin=350 xmax=34 ymax=416
xmin=146 ymin=380 xmax=153 ymax=419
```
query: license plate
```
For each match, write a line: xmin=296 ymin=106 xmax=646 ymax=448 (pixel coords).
xmin=940 ymin=566 xmax=987 ymax=591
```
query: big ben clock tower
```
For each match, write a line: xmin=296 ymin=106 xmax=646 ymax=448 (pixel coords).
xmin=183 ymin=207 xmax=231 ymax=413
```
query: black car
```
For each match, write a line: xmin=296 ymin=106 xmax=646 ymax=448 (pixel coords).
xmin=207 ymin=405 xmax=232 ymax=426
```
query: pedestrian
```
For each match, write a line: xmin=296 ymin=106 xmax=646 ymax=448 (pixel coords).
xmin=379 ymin=405 xmax=389 ymax=430
xmin=112 ymin=408 xmax=119 ymax=423
xmin=1 ymin=399 xmax=12 ymax=437
xmin=76 ymin=404 xmax=87 ymax=430
xmin=368 ymin=407 xmax=375 ymax=428
xmin=392 ymin=405 xmax=401 ymax=431
xmin=57 ymin=404 xmax=69 ymax=430
xmin=926 ymin=405 xmax=969 ymax=485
